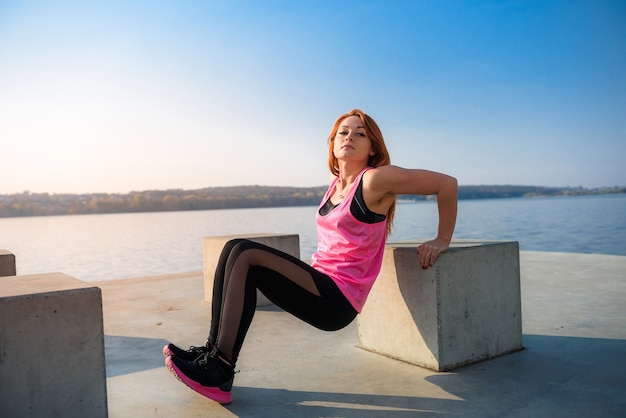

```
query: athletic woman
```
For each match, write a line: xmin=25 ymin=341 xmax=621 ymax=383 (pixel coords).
xmin=164 ymin=109 xmax=458 ymax=404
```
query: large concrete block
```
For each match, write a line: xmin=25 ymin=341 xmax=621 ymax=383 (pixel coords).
xmin=203 ymin=233 xmax=301 ymax=306
xmin=0 ymin=273 xmax=108 ymax=417
xmin=0 ymin=249 xmax=17 ymax=276
xmin=357 ymin=240 xmax=522 ymax=371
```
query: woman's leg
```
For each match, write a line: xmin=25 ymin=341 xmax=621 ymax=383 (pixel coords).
xmin=212 ymin=239 xmax=357 ymax=366
xmin=166 ymin=239 xmax=356 ymax=404
xmin=207 ymin=239 xmax=249 ymax=348
xmin=163 ymin=239 xmax=246 ymax=361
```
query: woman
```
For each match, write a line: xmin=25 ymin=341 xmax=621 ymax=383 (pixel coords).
xmin=164 ymin=109 xmax=458 ymax=404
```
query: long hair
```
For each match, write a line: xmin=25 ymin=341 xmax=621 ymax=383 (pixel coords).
xmin=326 ymin=109 xmax=395 ymax=236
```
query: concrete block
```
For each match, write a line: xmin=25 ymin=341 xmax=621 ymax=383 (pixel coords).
xmin=0 ymin=273 xmax=108 ymax=417
xmin=0 ymin=249 xmax=17 ymax=276
xmin=357 ymin=240 xmax=523 ymax=371
xmin=203 ymin=233 xmax=301 ymax=306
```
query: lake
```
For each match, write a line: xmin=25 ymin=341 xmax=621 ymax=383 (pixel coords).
xmin=1 ymin=194 xmax=624 ymax=281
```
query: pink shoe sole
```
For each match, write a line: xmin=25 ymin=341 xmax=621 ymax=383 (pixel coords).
xmin=162 ymin=344 xmax=172 ymax=357
xmin=165 ymin=356 xmax=233 ymax=405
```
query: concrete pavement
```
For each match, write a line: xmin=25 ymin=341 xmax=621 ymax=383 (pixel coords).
xmin=99 ymin=251 xmax=626 ymax=417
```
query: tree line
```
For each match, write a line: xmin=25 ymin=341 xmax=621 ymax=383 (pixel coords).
xmin=1 ymin=184 xmax=624 ymax=218
xmin=0 ymin=186 xmax=328 ymax=218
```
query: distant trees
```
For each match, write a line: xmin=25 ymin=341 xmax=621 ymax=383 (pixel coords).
xmin=0 ymin=185 xmax=623 ymax=218
xmin=0 ymin=186 xmax=328 ymax=218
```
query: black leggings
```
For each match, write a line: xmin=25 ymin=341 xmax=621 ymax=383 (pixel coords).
xmin=208 ymin=239 xmax=357 ymax=365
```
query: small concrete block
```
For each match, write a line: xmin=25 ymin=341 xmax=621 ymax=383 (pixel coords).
xmin=357 ymin=240 xmax=523 ymax=371
xmin=0 ymin=273 xmax=108 ymax=418
xmin=203 ymin=233 xmax=301 ymax=306
xmin=0 ymin=249 xmax=17 ymax=276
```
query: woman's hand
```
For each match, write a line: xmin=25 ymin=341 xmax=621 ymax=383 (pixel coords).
xmin=417 ymin=236 xmax=451 ymax=269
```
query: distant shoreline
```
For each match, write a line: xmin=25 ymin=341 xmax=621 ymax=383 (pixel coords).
xmin=1 ymin=185 xmax=624 ymax=218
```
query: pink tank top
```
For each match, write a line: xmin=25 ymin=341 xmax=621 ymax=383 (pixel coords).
xmin=311 ymin=167 xmax=388 ymax=312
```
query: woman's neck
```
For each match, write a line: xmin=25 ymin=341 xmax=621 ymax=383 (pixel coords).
xmin=336 ymin=162 xmax=367 ymax=196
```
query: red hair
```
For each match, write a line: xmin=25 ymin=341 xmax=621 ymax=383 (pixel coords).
xmin=326 ymin=109 xmax=395 ymax=236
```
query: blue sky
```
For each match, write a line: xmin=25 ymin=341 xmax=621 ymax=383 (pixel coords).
xmin=1 ymin=0 xmax=624 ymax=194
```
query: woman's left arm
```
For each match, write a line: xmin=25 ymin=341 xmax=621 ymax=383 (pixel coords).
xmin=368 ymin=165 xmax=458 ymax=269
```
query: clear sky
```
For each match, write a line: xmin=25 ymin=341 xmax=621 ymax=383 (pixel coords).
xmin=1 ymin=0 xmax=624 ymax=194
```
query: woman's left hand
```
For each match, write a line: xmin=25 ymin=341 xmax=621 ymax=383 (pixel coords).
xmin=417 ymin=237 xmax=451 ymax=269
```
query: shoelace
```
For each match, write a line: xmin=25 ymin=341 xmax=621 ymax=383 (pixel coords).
xmin=197 ymin=352 xmax=219 ymax=368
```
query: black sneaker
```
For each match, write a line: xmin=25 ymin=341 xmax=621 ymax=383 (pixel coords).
xmin=165 ymin=352 xmax=234 ymax=404
xmin=162 ymin=341 xmax=212 ymax=362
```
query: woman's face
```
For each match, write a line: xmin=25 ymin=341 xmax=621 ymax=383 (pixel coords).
xmin=333 ymin=115 xmax=374 ymax=164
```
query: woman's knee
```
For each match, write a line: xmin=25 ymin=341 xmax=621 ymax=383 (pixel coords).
xmin=221 ymin=239 xmax=253 ymax=257
xmin=224 ymin=238 xmax=250 ymax=249
xmin=229 ymin=239 xmax=258 ymax=255
xmin=224 ymin=240 xmax=263 ymax=271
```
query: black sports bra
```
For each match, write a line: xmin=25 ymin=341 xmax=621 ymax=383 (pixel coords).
xmin=319 ymin=177 xmax=387 ymax=224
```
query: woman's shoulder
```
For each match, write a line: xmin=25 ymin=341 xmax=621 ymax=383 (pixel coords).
xmin=363 ymin=165 xmax=404 ymax=184
xmin=362 ymin=166 xmax=400 ymax=212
